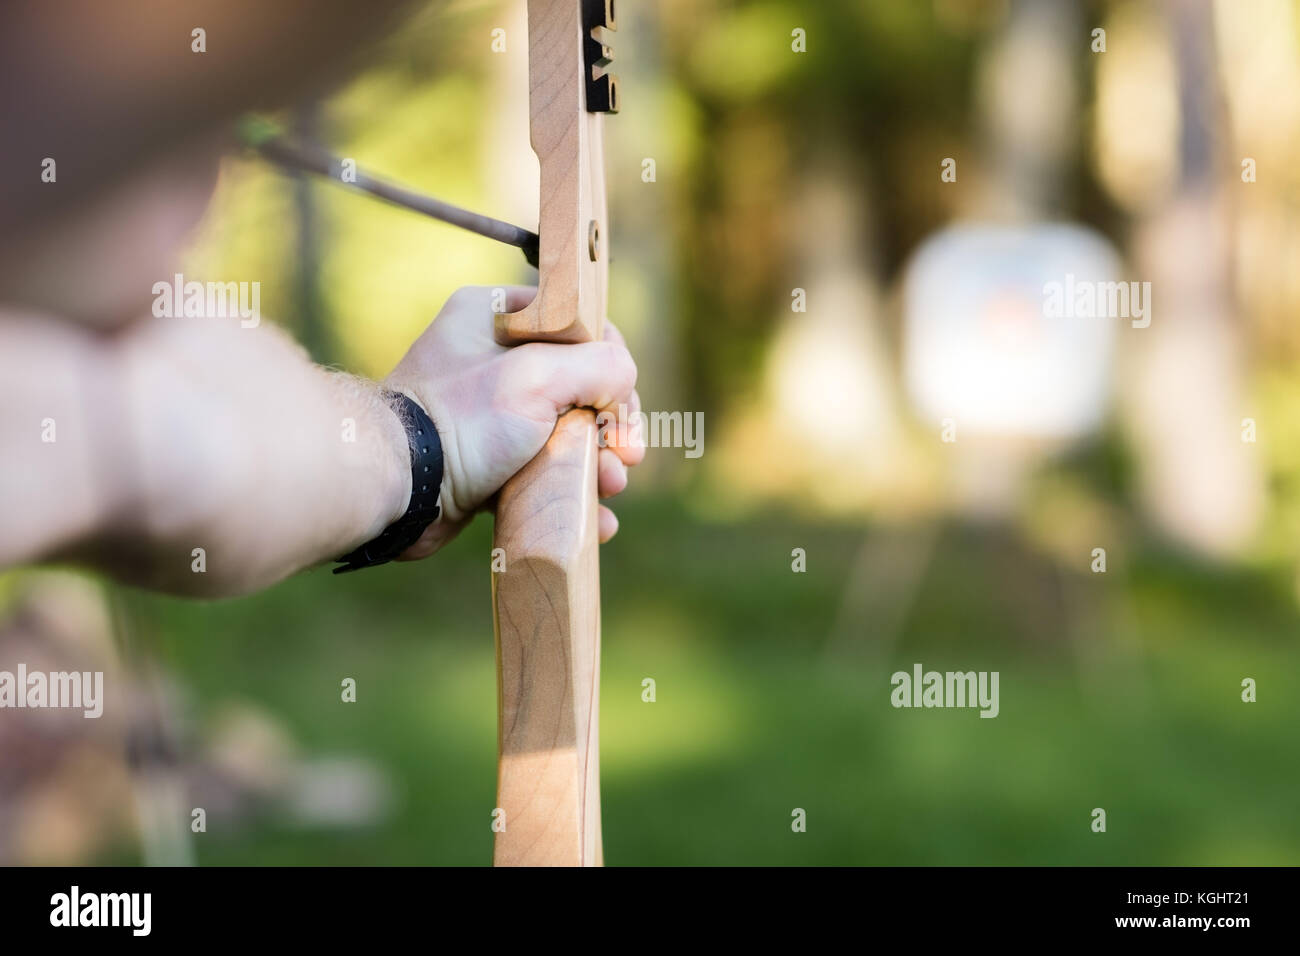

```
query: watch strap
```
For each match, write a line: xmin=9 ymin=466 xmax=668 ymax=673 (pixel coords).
xmin=333 ymin=392 xmax=442 ymax=574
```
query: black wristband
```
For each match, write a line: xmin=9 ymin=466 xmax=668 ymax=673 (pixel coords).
xmin=333 ymin=392 xmax=443 ymax=574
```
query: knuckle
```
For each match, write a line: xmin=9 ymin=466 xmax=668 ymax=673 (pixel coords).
xmin=609 ymin=344 xmax=637 ymax=388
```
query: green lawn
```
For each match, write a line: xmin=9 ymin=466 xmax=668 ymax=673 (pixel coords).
xmin=127 ymin=497 xmax=1300 ymax=865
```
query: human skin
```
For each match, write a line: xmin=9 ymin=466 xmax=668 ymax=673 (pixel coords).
xmin=0 ymin=150 xmax=643 ymax=597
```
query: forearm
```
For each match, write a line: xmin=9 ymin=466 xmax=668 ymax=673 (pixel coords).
xmin=0 ymin=311 xmax=410 ymax=596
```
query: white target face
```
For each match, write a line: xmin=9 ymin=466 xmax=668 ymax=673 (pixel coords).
xmin=903 ymin=223 xmax=1122 ymax=440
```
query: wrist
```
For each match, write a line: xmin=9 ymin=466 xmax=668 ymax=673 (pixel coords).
xmin=376 ymin=392 xmax=414 ymax=528
xmin=386 ymin=381 xmax=464 ymax=525
xmin=334 ymin=390 xmax=443 ymax=573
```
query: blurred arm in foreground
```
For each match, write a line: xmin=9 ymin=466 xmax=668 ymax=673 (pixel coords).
xmin=0 ymin=0 xmax=641 ymax=597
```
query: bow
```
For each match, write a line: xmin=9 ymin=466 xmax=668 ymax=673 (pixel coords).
xmin=246 ymin=0 xmax=619 ymax=866
xmin=490 ymin=0 xmax=618 ymax=867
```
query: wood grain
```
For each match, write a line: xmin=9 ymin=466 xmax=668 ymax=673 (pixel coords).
xmin=492 ymin=409 xmax=602 ymax=866
xmin=491 ymin=0 xmax=610 ymax=866
xmin=494 ymin=0 xmax=607 ymax=347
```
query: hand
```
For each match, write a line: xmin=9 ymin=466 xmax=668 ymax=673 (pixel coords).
xmin=385 ymin=285 xmax=644 ymax=556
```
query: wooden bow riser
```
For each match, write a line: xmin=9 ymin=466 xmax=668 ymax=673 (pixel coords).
xmin=491 ymin=0 xmax=616 ymax=867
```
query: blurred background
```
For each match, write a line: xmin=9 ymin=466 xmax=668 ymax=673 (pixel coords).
xmin=3 ymin=0 xmax=1300 ymax=864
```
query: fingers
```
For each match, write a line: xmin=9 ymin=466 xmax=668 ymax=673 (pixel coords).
xmin=597 ymin=504 xmax=619 ymax=543
xmin=597 ymin=400 xmax=644 ymax=466
xmin=595 ymin=321 xmax=645 ymax=463
xmin=597 ymin=447 xmax=627 ymax=498
xmin=501 ymin=313 xmax=638 ymax=546
xmin=505 ymin=323 xmax=645 ymax=464
xmin=607 ymin=394 xmax=645 ymax=465
xmin=512 ymin=339 xmax=637 ymax=416
xmin=601 ymin=320 xmax=627 ymax=348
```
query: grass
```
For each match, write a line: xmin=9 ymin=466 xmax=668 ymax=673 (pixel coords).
xmin=118 ymin=496 xmax=1300 ymax=865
